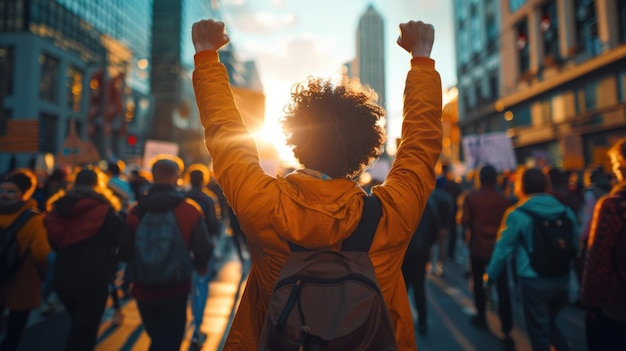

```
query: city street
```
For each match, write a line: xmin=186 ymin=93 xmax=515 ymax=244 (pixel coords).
xmin=8 ymin=239 xmax=587 ymax=351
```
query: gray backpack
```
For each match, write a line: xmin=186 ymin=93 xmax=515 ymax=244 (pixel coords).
xmin=131 ymin=210 xmax=193 ymax=285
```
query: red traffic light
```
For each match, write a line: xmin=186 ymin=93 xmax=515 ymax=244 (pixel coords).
xmin=127 ymin=134 xmax=137 ymax=146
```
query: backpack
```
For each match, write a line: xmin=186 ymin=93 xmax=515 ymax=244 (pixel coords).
xmin=518 ymin=207 xmax=576 ymax=278
xmin=258 ymin=196 xmax=397 ymax=351
xmin=130 ymin=208 xmax=193 ymax=285
xmin=0 ymin=209 xmax=37 ymax=283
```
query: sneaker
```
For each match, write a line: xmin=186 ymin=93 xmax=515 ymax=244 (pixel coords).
xmin=469 ymin=315 xmax=488 ymax=330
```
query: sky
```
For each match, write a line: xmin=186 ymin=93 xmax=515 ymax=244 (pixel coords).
xmin=217 ymin=0 xmax=457 ymax=160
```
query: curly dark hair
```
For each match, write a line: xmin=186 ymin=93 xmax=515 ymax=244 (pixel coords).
xmin=280 ymin=77 xmax=386 ymax=179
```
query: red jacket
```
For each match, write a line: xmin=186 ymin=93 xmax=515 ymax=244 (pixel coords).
xmin=461 ymin=185 xmax=513 ymax=260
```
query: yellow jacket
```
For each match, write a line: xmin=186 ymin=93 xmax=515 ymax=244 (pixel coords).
xmin=0 ymin=199 xmax=51 ymax=310
xmin=193 ymin=50 xmax=442 ymax=350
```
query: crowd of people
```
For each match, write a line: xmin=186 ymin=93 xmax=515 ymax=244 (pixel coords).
xmin=403 ymin=144 xmax=626 ymax=351
xmin=0 ymin=16 xmax=624 ymax=351
xmin=0 ymin=157 xmax=249 ymax=351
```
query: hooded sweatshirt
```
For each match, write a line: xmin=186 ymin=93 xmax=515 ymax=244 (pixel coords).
xmin=487 ymin=193 xmax=580 ymax=281
xmin=193 ymin=50 xmax=442 ymax=350
xmin=44 ymin=187 xmax=125 ymax=291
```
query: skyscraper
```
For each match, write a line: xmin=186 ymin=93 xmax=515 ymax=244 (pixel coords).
xmin=356 ymin=5 xmax=386 ymax=109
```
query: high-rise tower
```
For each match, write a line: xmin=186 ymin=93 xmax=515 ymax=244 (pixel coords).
xmin=356 ymin=4 xmax=386 ymax=109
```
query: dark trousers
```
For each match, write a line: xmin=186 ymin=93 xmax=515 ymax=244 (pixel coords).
xmin=586 ymin=309 xmax=626 ymax=351
xmin=402 ymin=253 xmax=429 ymax=326
xmin=0 ymin=309 xmax=31 ymax=351
xmin=136 ymin=295 xmax=188 ymax=351
xmin=56 ymin=285 xmax=109 ymax=351
xmin=519 ymin=277 xmax=570 ymax=351
xmin=470 ymin=257 xmax=513 ymax=334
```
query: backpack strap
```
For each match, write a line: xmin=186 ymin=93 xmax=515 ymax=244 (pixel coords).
xmin=289 ymin=195 xmax=382 ymax=253
xmin=2 ymin=209 xmax=37 ymax=239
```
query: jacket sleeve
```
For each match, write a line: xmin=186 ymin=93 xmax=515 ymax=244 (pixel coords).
xmin=486 ymin=208 xmax=521 ymax=281
xmin=192 ymin=51 xmax=275 ymax=227
xmin=372 ymin=57 xmax=443 ymax=242
xmin=580 ymin=196 xmax=614 ymax=305
xmin=103 ymin=207 xmax=127 ymax=247
xmin=205 ymin=196 xmax=221 ymax=239
xmin=117 ymin=207 xmax=139 ymax=262
xmin=25 ymin=213 xmax=51 ymax=267
xmin=190 ymin=218 xmax=213 ymax=270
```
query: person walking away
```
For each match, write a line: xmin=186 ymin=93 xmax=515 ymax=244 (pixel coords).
xmin=184 ymin=166 xmax=221 ymax=349
xmin=0 ymin=169 xmax=51 ymax=351
xmin=441 ymin=163 xmax=463 ymax=262
xmin=485 ymin=167 xmax=579 ymax=351
xmin=575 ymin=166 xmax=611 ymax=282
xmin=106 ymin=162 xmax=135 ymax=216
xmin=461 ymin=164 xmax=515 ymax=348
xmin=580 ymin=137 xmax=626 ymax=350
xmin=43 ymin=169 xmax=126 ymax=351
xmin=431 ymin=176 xmax=455 ymax=276
xmin=402 ymin=194 xmax=440 ymax=335
xmin=118 ymin=158 xmax=213 ymax=351
xmin=191 ymin=18 xmax=442 ymax=350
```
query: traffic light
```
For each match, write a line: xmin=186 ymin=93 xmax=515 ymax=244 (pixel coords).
xmin=126 ymin=134 xmax=137 ymax=146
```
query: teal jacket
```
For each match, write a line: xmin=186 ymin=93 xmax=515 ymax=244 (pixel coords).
xmin=487 ymin=193 xmax=580 ymax=281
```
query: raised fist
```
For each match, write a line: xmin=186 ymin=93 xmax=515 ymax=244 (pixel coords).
xmin=192 ymin=19 xmax=230 ymax=53
xmin=397 ymin=21 xmax=435 ymax=58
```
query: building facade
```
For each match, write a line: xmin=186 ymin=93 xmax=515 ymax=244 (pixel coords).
xmin=356 ymin=4 xmax=386 ymax=109
xmin=0 ymin=0 xmax=153 ymax=172
xmin=456 ymin=0 xmax=626 ymax=171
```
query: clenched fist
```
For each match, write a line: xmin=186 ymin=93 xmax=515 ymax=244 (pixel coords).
xmin=397 ymin=21 xmax=435 ymax=58
xmin=192 ymin=19 xmax=230 ymax=53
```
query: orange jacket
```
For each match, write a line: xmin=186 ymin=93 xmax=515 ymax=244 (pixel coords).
xmin=0 ymin=199 xmax=51 ymax=310
xmin=193 ymin=50 xmax=442 ymax=350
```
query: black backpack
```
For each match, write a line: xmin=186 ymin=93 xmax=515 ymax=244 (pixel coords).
xmin=258 ymin=196 xmax=397 ymax=351
xmin=518 ymin=207 xmax=576 ymax=278
xmin=0 ymin=209 xmax=37 ymax=283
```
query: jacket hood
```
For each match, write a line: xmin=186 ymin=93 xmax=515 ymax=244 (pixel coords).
xmin=137 ymin=184 xmax=185 ymax=212
xmin=45 ymin=193 xmax=109 ymax=248
xmin=270 ymin=171 xmax=367 ymax=248
xmin=517 ymin=193 xmax=570 ymax=219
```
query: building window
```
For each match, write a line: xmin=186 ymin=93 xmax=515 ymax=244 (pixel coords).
xmin=39 ymin=112 xmax=58 ymax=153
xmin=66 ymin=66 xmax=83 ymax=112
xmin=489 ymin=72 xmax=499 ymax=100
xmin=511 ymin=105 xmax=531 ymax=127
xmin=470 ymin=4 xmax=482 ymax=53
xmin=509 ymin=0 xmax=527 ymax=13
xmin=575 ymin=0 xmax=601 ymax=56
xmin=485 ymin=0 xmax=498 ymax=44
xmin=40 ymin=54 xmax=60 ymax=102
xmin=619 ymin=0 xmax=626 ymax=44
xmin=0 ymin=46 xmax=15 ymax=96
xmin=541 ymin=1 xmax=560 ymax=64
xmin=516 ymin=20 xmax=530 ymax=74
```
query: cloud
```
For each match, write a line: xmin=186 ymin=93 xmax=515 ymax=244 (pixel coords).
xmin=223 ymin=12 xmax=296 ymax=34
xmin=239 ymin=33 xmax=344 ymax=84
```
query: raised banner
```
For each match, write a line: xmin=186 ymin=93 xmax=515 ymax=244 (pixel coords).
xmin=462 ymin=132 xmax=517 ymax=172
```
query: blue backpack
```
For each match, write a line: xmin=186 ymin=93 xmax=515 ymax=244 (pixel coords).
xmin=130 ymin=210 xmax=193 ymax=285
